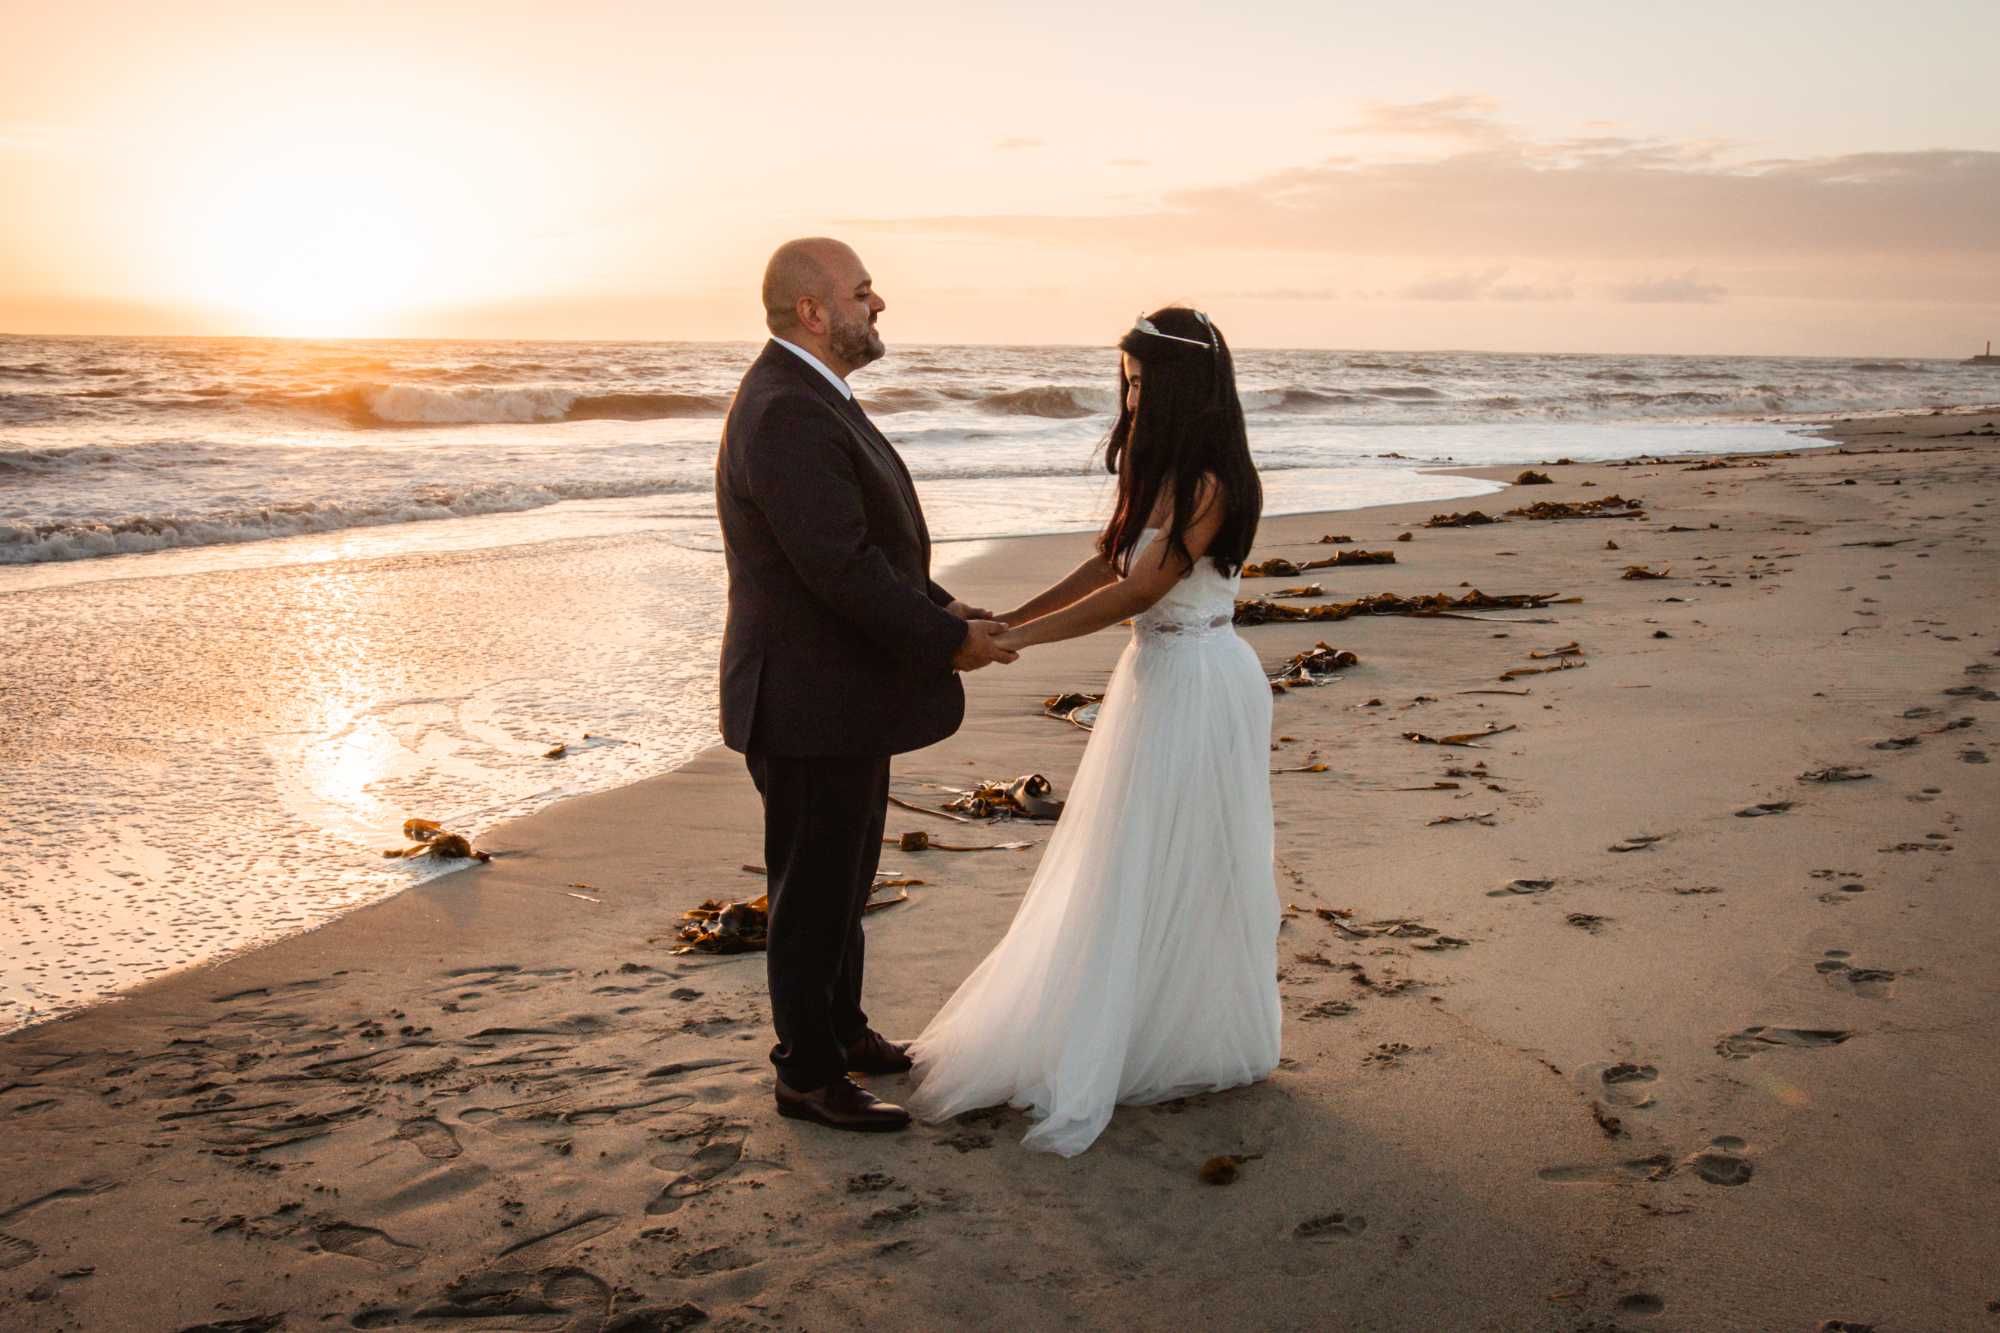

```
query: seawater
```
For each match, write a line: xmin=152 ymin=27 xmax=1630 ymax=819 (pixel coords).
xmin=4 ymin=334 xmax=1994 ymax=1031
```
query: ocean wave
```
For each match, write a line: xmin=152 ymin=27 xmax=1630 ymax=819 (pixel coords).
xmin=0 ymin=476 xmax=711 ymax=565
xmin=859 ymin=386 xmax=947 ymax=413
xmin=1366 ymin=385 xmax=1447 ymax=400
xmin=0 ymin=394 xmax=62 ymax=425
xmin=974 ymin=385 xmax=1117 ymax=418
xmin=252 ymin=384 xmax=734 ymax=427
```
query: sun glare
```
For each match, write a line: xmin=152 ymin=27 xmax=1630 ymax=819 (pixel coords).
xmin=174 ymin=160 xmax=439 ymax=337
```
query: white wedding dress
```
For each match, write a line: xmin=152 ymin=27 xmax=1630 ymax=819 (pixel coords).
xmin=907 ymin=530 xmax=1282 ymax=1156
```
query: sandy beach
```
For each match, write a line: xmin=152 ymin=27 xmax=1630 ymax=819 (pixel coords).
xmin=3 ymin=411 xmax=1996 ymax=1331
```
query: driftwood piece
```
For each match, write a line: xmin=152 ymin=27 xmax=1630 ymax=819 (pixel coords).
xmin=1318 ymin=534 xmax=1354 ymax=544
xmin=1270 ymin=583 xmax=1325 ymax=599
xmin=1425 ymin=510 xmax=1500 ymax=528
xmin=942 ymin=773 xmax=1066 ymax=821
xmin=382 ymin=817 xmax=491 ymax=863
xmin=675 ymin=880 xmax=911 ymax=954
xmin=1404 ymin=724 xmax=1518 ymax=747
xmin=883 ymin=830 xmax=1031 ymax=852
xmin=1621 ymin=564 xmax=1672 ymax=580
xmin=1235 ymin=589 xmax=1564 ymax=626
xmin=1041 ymin=691 xmax=1104 ymax=729
xmin=1528 ymin=641 xmax=1583 ymax=660
xmin=1500 ymin=659 xmax=1587 ymax=681
xmin=1268 ymin=642 xmax=1358 ymax=690
xmin=1507 ymin=495 xmax=1646 ymax=520
xmin=888 ymin=795 xmax=976 ymax=824
xmin=1243 ymin=549 xmax=1396 ymax=579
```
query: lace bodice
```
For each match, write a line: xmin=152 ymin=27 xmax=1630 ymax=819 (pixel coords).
xmin=1132 ymin=527 xmax=1241 ymax=642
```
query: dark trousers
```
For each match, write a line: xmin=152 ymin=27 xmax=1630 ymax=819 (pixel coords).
xmin=744 ymin=750 xmax=891 ymax=1092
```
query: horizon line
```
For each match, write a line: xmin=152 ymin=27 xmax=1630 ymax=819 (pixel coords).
xmin=2 ymin=328 xmax=1992 ymax=364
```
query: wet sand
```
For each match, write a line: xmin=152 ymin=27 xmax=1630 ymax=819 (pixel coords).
xmin=2 ymin=412 xmax=1996 ymax=1331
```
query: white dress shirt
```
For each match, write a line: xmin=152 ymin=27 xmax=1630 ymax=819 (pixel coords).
xmin=771 ymin=336 xmax=853 ymax=400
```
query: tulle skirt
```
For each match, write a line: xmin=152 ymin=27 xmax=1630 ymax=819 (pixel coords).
xmin=906 ymin=626 xmax=1282 ymax=1156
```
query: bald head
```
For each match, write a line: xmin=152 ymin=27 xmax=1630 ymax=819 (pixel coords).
xmin=762 ymin=238 xmax=855 ymax=336
xmin=760 ymin=237 xmax=887 ymax=376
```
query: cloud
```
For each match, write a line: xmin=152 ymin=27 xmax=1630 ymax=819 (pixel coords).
xmin=850 ymin=149 xmax=1999 ymax=279
xmin=1610 ymin=271 xmax=1726 ymax=304
xmin=1339 ymin=95 xmax=1510 ymax=147
xmin=1402 ymin=267 xmax=1507 ymax=301
xmin=994 ymin=136 xmax=1043 ymax=151
xmin=1399 ymin=267 xmax=1573 ymax=302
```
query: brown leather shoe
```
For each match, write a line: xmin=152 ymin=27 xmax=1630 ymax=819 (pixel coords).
xmin=843 ymin=1030 xmax=914 ymax=1075
xmin=774 ymin=1075 xmax=912 ymax=1133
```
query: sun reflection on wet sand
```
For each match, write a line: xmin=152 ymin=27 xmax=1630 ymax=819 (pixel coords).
xmin=0 ymin=536 xmax=727 ymax=1032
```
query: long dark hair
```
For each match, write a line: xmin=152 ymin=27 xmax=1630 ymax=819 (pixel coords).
xmin=1097 ymin=306 xmax=1262 ymax=577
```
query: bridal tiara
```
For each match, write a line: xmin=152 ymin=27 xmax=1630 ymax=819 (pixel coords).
xmin=1132 ymin=310 xmax=1217 ymax=353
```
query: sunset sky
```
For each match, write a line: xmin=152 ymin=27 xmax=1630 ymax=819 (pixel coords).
xmin=3 ymin=0 xmax=1996 ymax=354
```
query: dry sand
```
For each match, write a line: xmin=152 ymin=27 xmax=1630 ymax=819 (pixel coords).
xmin=3 ymin=413 xmax=1997 ymax=1332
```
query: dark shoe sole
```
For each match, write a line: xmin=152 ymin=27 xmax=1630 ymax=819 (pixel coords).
xmin=775 ymin=1099 xmax=912 ymax=1133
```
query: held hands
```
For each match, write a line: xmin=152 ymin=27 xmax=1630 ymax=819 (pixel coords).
xmin=945 ymin=600 xmax=994 ymax=621
xmin=952 ymin=619 xmax=1020 ymax=672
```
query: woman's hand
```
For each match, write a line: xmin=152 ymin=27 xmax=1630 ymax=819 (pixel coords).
xmin=993 ymin=627 xmax=1027 ymax=655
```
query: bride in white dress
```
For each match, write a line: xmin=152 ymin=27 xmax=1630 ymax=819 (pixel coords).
xmin=906 ymin=307 xmax=1282 ymax=1157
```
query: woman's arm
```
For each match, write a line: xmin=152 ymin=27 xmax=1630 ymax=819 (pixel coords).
xmin=996 ymin=552 xmax=1119 ymax=626
xmin=998 ymin=480 xmax=1225 ymax=651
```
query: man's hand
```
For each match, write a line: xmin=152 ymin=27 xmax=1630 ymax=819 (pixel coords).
xmin=952 ymin=620 xmax=1020 ymax=672
xmin=945 ymin=599 xmax=993 ymax=621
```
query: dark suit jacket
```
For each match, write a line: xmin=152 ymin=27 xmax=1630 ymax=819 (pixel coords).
xmin=715 ymin=341 xmax=968 ymax=756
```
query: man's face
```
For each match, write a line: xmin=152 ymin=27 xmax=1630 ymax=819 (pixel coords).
xmin=821 ymin=250 xmax=886 ymax=371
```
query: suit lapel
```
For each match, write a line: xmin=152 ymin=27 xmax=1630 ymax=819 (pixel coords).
xmin=768 ymin=344 xmax=930 ymax=552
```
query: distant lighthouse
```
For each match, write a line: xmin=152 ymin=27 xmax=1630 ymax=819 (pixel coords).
xmin=1971 ymin=340 xmax=2000 ymax=366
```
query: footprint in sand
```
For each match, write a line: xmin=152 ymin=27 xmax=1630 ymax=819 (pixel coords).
xmin=354 ymin=1264 xmax=611 ymax=1329
xmin=494 ymin=1212 xmax=622 ymax=1262
xmin=1816 ymin=951 xmax=1898 ymax=999
xmin=312 ymin=1221 xmax=423 ymax=1268
xmin=1596 ymin=1062 xmax=1660 ymax=1110
xmin=1565 ymin=913 xmax=1609 ymax=934
xmin=1617 ymin=1293 xmax=1667 ymax=1317
xmin=394 ymin=1116 xmax=462 ymax=1160
xmin=1608 ymin=834 xmax=1665 ymax=853
xmin=1685 ymin=1136 xmax=1755 ymax=1186
xmin=1294 ymin=1212 xmax=1368 ymax=1241
xmin=1715 ymin=1026 xmax=1855 ymax=1059
xmin=1489 ymin=878 xmax=1554 ymax=897
xmin=1537 ymin=1153 xmax=1675 ymax=1184
xmin=1735 ymin=801 xmax=1795 ymax=818
xmin=646 ymin=1130 xmax=748 ymax=1214
xmin=0 ymin=1231 xmax=35 ymax=1270
xmin=1814 ymin=880 xmax=1870 ymax=905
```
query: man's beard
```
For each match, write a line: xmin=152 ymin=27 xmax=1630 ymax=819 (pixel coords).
xmin=829 ymin=312 xmax=884 ymax=368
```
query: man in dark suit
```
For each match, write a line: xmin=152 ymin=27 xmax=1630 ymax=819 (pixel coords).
xmin=716 ymin=238 xmax=1016 ymax=1133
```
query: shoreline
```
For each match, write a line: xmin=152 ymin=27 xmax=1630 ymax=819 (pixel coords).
xmin=0 ymin=419 xmax=1837 ymax=1039
xmin=3 ymin=410 xmax=1996 ymax=1328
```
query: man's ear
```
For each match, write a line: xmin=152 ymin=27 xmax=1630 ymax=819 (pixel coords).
xmin=795 ymin=296 xmax=823 ymax=335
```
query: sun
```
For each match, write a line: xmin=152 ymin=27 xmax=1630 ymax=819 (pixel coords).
xmin=187 ymin=180 xmax=435 ymax=337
